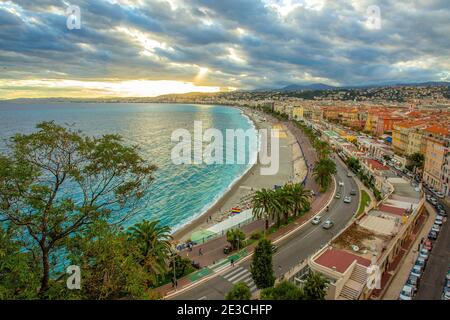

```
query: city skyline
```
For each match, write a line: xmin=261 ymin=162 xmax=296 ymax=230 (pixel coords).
xmin=1 ymin=0 xmax=450 ymax=99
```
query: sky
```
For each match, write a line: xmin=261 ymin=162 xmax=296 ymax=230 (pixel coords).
xmin=0 ymin=0 xmax=449 ymax=99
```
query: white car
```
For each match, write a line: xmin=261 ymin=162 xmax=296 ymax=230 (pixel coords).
xmin=431 ymin=224 xmax=441 ymax=233
xmin=411 ymin=265 xmax=423 ymax=278
xmin=399 ymin=285 xmax=414 ymax=300
xmin=435 ymin=192 xmax=445 ymax=199
xmin=419 ymin=249 xmax=429 ymax=260
xmin=338 ymin=181 xmax=344 ymax=187
xmin=311 ymin=216 xmax=322 ymax=225
xmin=434 ymin=217 xmax=443 ymax=226
xmin=343 ymin=196 xmax=352 ymax=203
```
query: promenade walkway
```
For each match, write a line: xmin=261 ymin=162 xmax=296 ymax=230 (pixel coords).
xmin=154 ymin=116 xmax=333 ymax=298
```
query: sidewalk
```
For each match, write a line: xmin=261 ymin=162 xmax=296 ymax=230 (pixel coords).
xmin=382 ymin=204 xmax=436 ymax=299
xmin=154 ymin=118 xmax=334 ymax=298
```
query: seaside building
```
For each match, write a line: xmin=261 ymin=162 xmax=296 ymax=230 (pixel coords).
xmin=307 ymin=177 xmax=425 ymax=300
xmin=422 ymin=125 xmax=450 ymax=196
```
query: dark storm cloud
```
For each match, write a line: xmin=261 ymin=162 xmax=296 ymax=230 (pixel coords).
xmin=0 ymin=0 xmax=449 ymax=91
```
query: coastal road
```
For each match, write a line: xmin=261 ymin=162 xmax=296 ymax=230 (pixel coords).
xmin=171 ymin=158 xmax=359 ymax=300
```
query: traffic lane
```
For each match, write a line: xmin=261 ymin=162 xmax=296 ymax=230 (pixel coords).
xmin=415 ymin=201 xmax=450 ymax=300
xmin=172 ymin=160 xmax=358 ymax=300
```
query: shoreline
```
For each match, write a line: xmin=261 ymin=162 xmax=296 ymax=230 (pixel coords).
xmin=173 ymin=106 xmax=302 ymax=242
xmin=172 ymin=106 xmax=261 ymax=241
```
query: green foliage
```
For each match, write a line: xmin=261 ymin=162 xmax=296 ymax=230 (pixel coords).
xmin=314 ymin=140 xmax=331 ymax=160
xmin=407 ymin=152 xmax=424 ymax=171
xmin=260 ymin=281 xmax=304 ymax=300
xmin=0 ymin=121 xmax=157 ymax=296
xmin=250 ymin=239 xmax=275 ymax=289
xmin=225 ymin=282 xmax=252 ymax=300
xmin=302 ymin=272 xmax=329 ymax=300
xmin=347 ymin=157 xmax=361 ymax=173
xmin=313 ymin=158 xmax=337 ymax=192
xmin=226 ymin=228 xmax=246 ymax=251
xmin=127 ymin=220 xmax=173 ymax=276
xmin=0 ymin=226 xmax=40 ymax=299
xmin=250 ymin=231 xmax=264 ymax=241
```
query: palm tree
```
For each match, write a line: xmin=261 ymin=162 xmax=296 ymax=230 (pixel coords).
xmin=251 ymin=188 xmax=275 ymax=232
xmin=127 ymin=220 xmax=173 ymax=276
xmin=284 ymin=183 xmax=311 ymax=217
xmin=314 ymin=140 xmax=331 ymax=160
xmin=313 ymin=158 xmax=337 ymax=192
xmin=226 ymin=228 xmax=246 ymax=251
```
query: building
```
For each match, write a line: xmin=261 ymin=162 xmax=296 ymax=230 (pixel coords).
xmin=422 ymin=125 xmax=450 ymax=196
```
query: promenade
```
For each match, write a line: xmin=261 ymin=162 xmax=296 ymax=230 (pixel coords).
xmin=155 ymin=114 xmax=334 ymax=298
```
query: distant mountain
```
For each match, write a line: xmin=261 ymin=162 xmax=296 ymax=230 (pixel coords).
xmin=279 ymin=83 xmax=337 ymax=91
xmin=273 ymin=81 xmax=450 ymax=92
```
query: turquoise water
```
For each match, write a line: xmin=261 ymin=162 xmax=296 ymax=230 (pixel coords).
xmin=0 ymin=103 xmax=257 ymax=232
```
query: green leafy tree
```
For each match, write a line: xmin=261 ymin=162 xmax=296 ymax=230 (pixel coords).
xmin=302 ymin=272 xmax=329 ymax=300
xmin=0 ymin=226 xmax=40 ymax=299
xmin=283 ymin=183 xmax=311 ymax=218
xmin=127 ymin=220 xmax=172 ymax=277
xmin=314 ymin=140 xmax=331 ymax=160
xmin=226 ymin=282 xmax=252 ymax=300
xmin=226 ymin=228 xmax=246 ymax=251
xmin=0 ymin=122 xmax=157 ymax=295
xmin=250 ymin=239 xmax=275 ymax=289
xmin=260 ymin=281 xmax=304 ymax=300
xmin=347 ymin=157 xmax=361 ymax=173
xmin=407 ymin=152 xmax=424 ymax=172
xmin=67 ymin=222 xmax=152 ymax=300
xmin=313 ymin=158 xmax=337 ymax=192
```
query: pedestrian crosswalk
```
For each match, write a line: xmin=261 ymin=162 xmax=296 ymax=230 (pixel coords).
xmin=221 ymin=266 xmax=257 ymax=292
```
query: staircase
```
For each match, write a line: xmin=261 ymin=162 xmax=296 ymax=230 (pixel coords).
xmin=338 ymin=264 xmax=368 ymax=300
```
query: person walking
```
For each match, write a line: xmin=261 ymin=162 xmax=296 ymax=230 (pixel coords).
xmin=199 ymin=248 xmax=203 ymax=256
xmin=230 ymin=258 xmax=235 ymax=267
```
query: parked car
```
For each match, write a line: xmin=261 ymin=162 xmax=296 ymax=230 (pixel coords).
xmin=431 ymin=224 xmax=441 ymax=233
xmin=416 ymin=257 xmax=427 ymax=268
xmin=343 ymin=196 xmax=352 ymax=203
xmin=442 ymin=287 xmax=450 ymax=300
xmin=399 ymin=285 xmax=414 ymax=300
xmin=435 ymin=216 xmax=444 ymax=226
xmin=438 ymin=208 xmax=447 ymax=217
xmin=426 ymin=195 xmax=432 ymax=202
xmin=411 ymin=265 xmax=423 ymax=278
xmin=311 ymin=216 xmax=322 ymax=225
xmin=436 ymin=203 xmax=444 ymax=210
xmin=406 ymin=274 xmax=420 ymax=292
xmin=428 ymin=230 xmax=438 ymax=240
xmin=223 ymin=245 xmax=232 ymax=254
xmin=436 ymin=192 xmax=445 ymax=199
xmin=430 ymin=198 xmax=438 ymax=206
xmin=423 ymin=240 xmax=433 ymax=251
xmin=350 ymin=189 xmax=357 ymax=195
xmin=322 ymin=220 xmax=334 ymax=230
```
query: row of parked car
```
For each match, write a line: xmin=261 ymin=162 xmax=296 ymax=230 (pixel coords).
xmin=399 ymin=195 xmax=447 ymax=300
xmin=442 ymin=267 xmax=450 ymax=300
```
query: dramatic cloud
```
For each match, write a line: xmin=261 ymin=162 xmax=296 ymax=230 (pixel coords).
xmin=0 ymin=0 xmax=449 ymax=98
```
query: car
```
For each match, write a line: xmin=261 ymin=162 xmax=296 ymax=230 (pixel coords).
xmin=428 ymin=230 xmax=438 ymax=240
xmin=423 ymin=240 xmax=433 ymax=251
xmin=399 ymin=285 xmax=414 ymax=300
xmin=311 ymin=216 xmax=322 ymax=225
xmin=442 ymin=287 xmax=450 ymax=300
xmin=416 ymin=257 xmax=426 ymax=268
xmin=338 ymin=181 xmax=344 ymax=187
xmin=411 ymin=265 xmax=423 ymax=278
xmin=347 ymin=172 xmax=352 ymax=177
xmin=406 ymin=274 xmax=420 ymax=292
xmin=343 ymin=196 xmax=352 ymax=203
xmin=438 ymin=209 xmax=447 ymax=217
xmin=426 ymin=195 xmax=432 ymax=201
xmin=350 ymin=189 xmax=357 ymax=196
xmin=436 ymin=203 xmax=444 ymax=210
xmin=431 ymin=224 xmax=441 ymax=233
xmin=223 ymin=245 xmax=232 ymax=254
xmin=322 ymin=220 xmax=334 ymax=230
xmin=436 ymin=192 xmax=445 ymax=199
xmin=434 ymin=218 xmax=443 ymax=226
xmin=335 ymin=192 xmax=341 ymax=199
xmin=430 ymin=198 xmax=438 ymax=206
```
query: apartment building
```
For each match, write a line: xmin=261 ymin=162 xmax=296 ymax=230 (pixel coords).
xmin=423 ymin=125 xmax=450 ymax=196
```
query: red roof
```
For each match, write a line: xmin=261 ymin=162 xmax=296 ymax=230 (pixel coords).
xmin=366 ymin=159 xmax=389 ymax=171
xmin=378 ymin=204 xmax=405 ymax=216
xmin=314 ymin=247 xmax=371 ymax=273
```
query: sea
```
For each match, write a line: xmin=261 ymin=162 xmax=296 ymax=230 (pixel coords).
xmin=0 ymin=102 xmax=257 ymax=233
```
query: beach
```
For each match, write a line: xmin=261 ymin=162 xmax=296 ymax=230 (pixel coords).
xmin=173 ymin=107 xmax=306 ymax=242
